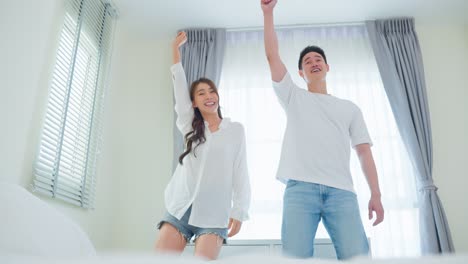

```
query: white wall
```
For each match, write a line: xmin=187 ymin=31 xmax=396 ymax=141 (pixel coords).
xmin=0 ymin=0 xmax=117 ymax=251
xmin=0 ymin=0 xmax=59 ymax=187
xmin=417 ymin=21 xmax=468 ymax=253
xmin=104 ymin=26 xmax=174 ymax=250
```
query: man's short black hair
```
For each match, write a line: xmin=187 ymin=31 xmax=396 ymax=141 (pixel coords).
xmin=298 ymin=45 xmax=327 ymax=70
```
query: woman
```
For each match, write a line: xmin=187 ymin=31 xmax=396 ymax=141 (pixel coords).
xmin=155 ymin=31 xmax=251 ymax=260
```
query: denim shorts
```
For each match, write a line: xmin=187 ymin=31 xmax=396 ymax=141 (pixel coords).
xmin=157 ymin=206 xmax=228 ymax=243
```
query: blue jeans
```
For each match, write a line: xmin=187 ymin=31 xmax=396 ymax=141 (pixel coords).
xmin=282 ymin=180 xmax=369 ymax=259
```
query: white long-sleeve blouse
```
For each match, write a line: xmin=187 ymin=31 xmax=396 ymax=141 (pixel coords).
xmin=164 ymin=63 xmax=251 ymax=228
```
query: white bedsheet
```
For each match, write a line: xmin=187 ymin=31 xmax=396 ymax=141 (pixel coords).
xmin=0 ymin=182 xmax=95 ymax=257
xmin=1 ymin=253 xmax=467 ymax=264
xmin=1 ymin=183 xmax=465 ymax=264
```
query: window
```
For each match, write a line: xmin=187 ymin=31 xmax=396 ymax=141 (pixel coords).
xmin=32 ymin=0 xmax=116 ymax=208
xmin=219 ymin=25 xmax=420 ymax=258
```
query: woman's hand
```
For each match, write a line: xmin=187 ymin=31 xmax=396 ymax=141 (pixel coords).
xmin=227 ymin=218 xmax=242 ymax=237
xmin=173 ymin=31 xmax=187 ymax=49
xmin=172 ymin=31 xmax=187 ymax=64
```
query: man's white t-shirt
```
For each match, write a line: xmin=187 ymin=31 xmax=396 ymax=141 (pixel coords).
xmin=273 ymin=72 xmax=372 ymax=193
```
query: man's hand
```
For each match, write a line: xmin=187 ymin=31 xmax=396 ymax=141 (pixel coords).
xmin=261 ymin=0 xmax=277 ymax=13
xmin=368 ymin=195 xmax=384 ymax=226
xmin=227 ymin=218 xmax=242 ymax=237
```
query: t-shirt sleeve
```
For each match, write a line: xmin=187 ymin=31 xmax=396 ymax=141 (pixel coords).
xmin=272 ymin=72 xmax=296 ymax=109
xmin=350 ymin=106 xmax=373 ymax=148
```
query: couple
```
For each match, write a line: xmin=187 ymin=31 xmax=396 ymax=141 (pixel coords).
xmin=155 ymin=0 xmax=384 ymax=261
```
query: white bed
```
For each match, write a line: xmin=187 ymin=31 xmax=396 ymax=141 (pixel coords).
xmin=1 ymin=182 xmax=466 ymax=264
xmin=2 ymin=252 xmax=467 ymax=264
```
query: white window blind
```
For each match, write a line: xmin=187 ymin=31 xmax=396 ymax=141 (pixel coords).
xmin=32 ymin=0 xmax=117 ymax=208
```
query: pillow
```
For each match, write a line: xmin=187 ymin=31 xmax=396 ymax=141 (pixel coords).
xmin=0 ymin=182 xmax=96 ymax=257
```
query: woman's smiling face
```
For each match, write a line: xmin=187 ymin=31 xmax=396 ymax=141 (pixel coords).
xmin=192 ymin=82 xmax=219 ymax=115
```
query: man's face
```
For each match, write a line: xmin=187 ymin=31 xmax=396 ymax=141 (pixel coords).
xmin=299 ymin=52 xmax=329 ymax=83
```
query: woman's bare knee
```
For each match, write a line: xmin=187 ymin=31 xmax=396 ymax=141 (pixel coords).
xmin=155 ymin=223 xmax=187 ymax=253
xmin=194 ymin=234 xmax=223 ymax=260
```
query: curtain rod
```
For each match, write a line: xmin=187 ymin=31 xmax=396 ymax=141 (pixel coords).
xmin=227 ymin=21 xmax=366 ymax=32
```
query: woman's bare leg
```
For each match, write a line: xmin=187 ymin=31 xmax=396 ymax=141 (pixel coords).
xmin=194 ymin=234 xmax=223 ymax=260
xmin=155 ymin=223 xmax=187 ymax=253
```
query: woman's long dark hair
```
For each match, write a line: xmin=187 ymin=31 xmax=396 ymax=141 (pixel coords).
xmin=179 ymin=78 xmax=222 ymax=165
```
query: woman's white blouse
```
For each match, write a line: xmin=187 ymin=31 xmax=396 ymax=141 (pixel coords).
xmin=164 ymin=63 xmax=251 ymax=228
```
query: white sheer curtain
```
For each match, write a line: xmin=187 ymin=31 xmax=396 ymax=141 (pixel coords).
xmin=219 ymin=25 xmax=420 ymax=258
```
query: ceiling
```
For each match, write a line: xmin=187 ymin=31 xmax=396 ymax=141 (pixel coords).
xmin=112 ymin=0 xmax=468 ymax=37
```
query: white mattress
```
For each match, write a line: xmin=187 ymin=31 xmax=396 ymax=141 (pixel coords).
xmin=1 ymin=253 xmax=467 ymax=264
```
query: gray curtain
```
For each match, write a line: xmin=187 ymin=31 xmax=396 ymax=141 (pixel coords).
xmin=172 ymin=28 xmax=226 ymax=171
xmin=366 ymin=18 xmax=455 ymax=254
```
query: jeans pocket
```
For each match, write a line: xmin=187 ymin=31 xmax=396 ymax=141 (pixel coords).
xmin=286 ymin=179 xmax=299 ymax=188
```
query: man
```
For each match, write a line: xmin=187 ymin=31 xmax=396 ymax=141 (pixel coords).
xmin=260 ymin=0 xmax=384 ymax=259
